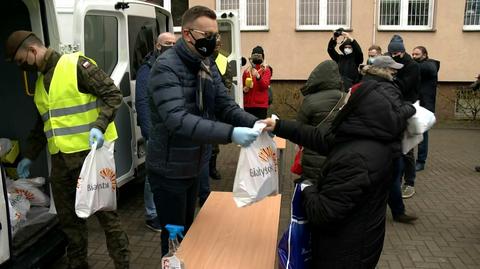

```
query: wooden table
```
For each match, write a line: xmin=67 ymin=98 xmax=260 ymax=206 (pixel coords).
xmin=176 ymin=192 xmax=282 ymax=269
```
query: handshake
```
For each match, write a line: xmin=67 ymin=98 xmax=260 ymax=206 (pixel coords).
xmin=231 ymin=118 xmax=277 ymax=147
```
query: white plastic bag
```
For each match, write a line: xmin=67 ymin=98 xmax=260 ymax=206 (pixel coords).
xmin=233 ymin=122 xmax=279 ymax=207
xmin=402 ymin=132 xmax=424 ymax=154
xmin=75 ymin=142 xmax=117 ymax=218
xmin=10 ymin=178 xmax=50 ymax=207
xmin=402 ymin=101 xmax=436 ymax=154
xmin=407 ymin=101 xmax=436 ymax=135
xmin=8 ymin=192 xmax=30 ymax=235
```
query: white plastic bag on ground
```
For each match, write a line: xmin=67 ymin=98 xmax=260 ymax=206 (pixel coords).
xmin=75 ymin=142 xmax=117 ymax=218
xmin=233 ymin=122 xmax=279 ymax=207
xmin=8 ymin=192 xmax=30 ymax=235
xmin=10 ymin=178 xmax=50 ymax=206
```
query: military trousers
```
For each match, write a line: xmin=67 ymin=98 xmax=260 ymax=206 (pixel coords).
xmin=50 ymin=151 xmax=130 ymax=269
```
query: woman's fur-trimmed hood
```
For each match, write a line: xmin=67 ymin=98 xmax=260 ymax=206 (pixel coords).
xmin=360 ymin=65 xmax=394 ymax=81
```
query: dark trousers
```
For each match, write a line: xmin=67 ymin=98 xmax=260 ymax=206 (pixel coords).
xmin=51 ymin=152 xmax=130 ymax=269
xmin=388 ymin=157 xmax=405 ymax=217
xmin=403 ymin=149 xmax=416 ymax=187
xmin=417 ymin=131 xmax=429 ymax=164
xmin=244 ymin=107 xmax=268 ymax=119
xmin=198 ymin=162 xmax=211 ymax=206
xmin=148 ymin=171 xmax=201 ymax=256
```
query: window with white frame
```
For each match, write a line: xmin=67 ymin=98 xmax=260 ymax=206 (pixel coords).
xmin=217 ymin=0 xmax=269 ymax=31
xmin=464 ymin=0 xmax=480 ymax=30
xmin=378 ymin=0 xmax=435 ymax=30
xmin=296 ymin=0 xmax=351 ymax=30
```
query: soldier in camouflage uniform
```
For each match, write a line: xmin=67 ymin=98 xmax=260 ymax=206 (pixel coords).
xmin=5 ymin=31 xmax=129 ymax=269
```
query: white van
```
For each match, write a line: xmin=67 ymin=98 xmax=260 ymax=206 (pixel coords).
xmin=0 ymin=0 xmax=173 ymax=267
xmin=0 ymin=1 xmax=242 ymax=267
xmin=55 ymin=0 xmax=174 ymax=188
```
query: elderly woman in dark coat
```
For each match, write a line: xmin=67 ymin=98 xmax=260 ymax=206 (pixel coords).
xmin=264 ymin=56 xmax=415 ymax=268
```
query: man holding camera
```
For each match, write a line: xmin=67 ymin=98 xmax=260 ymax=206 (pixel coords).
xmin=327 ymin=29 xmax=364 ymax=90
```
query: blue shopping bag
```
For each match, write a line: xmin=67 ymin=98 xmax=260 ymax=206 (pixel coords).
xmin=278 ymin=183 xmax=312 ymax=269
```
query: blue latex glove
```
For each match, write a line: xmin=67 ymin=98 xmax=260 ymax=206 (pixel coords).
xmin=89 ymin=128 xmax=104 ymax=149
xmin=17 ymin=158 xmax=32 ymax=178
xmin=231 ymin=127 xmax=260 ymax=147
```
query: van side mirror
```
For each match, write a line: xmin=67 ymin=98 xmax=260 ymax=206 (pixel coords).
xmin=241 ymin=57 xmax=247 ymax=67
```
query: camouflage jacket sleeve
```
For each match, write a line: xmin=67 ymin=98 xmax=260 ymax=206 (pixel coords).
xmin=77 ymin=56 xmax=123 ymax=132
xmin=24 ymin=113 xmax=47 ymax=160
xmin=222 ymin=61 xmax=234 ymax=91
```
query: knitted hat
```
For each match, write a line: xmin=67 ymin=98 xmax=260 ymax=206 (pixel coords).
xmin=387 ymin=35 xmax=405 ymax=53
xmin=252 ymin=46 xmax=264 ymax=57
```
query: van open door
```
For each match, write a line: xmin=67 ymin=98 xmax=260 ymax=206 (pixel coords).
xmin=1 ymin=1 xmax=68 ymax=267
xmin=216 ymin=10 xmax=244 ymax=107
xmin=71 ymin=0 xmax=173 ymax=188
xmin=0 ymin=166 xmax=10 ymax=265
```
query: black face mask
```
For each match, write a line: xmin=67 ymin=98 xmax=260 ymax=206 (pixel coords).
xmin=20 ymin=51 xmax=38 ymax=72
xmin=189 ymin=31 xmax=217 ymax=57
xmin=160 ymin=45 xmax=173 ymax=54
xmin=392 ymin=55 xmax=402 ymax=63
xmin=252 ymin=59 xmax=263 ymax=65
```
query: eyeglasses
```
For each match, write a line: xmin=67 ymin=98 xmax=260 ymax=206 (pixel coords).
xmin=189 ymin=29 xmax=220 ymax=41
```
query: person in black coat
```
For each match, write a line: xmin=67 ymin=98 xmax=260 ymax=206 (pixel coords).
xmin=328 ymin=31 xmax=364 ymax=90
xmin=411 ymin=46 xmax=440 ymax=172
xmin=263 ymin=56 xmax=415 ymax=268
xmin=387 ymin=34 xmax=421 ymax=200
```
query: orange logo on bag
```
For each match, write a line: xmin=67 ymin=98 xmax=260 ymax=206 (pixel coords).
xmin=99 ymin=168 xmax=117 ymax=191
xmin=15 ymin=188 xmax=34 ymax=201
xmin=258 ymin=146 xmax=277 ymax=164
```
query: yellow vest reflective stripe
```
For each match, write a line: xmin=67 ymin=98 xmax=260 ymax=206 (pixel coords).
xmin=215 ymin=53 xmax=228 ymax=75
xmin=34 ymin=52 xmax=117 ymax=154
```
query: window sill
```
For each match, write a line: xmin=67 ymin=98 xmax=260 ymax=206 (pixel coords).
xmin=377 ymin=28 xmax=436 ymax=32
xmin=295 ymin=28 xmax=352 ymax=32
xmin=240 ymin=28 xmax=269 ymax=32
xmin=463 ymin=26 xmax=480 ymax=31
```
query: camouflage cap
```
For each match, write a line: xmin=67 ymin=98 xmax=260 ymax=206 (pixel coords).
xmin=5 ymin=30 xmax=35 ymax=62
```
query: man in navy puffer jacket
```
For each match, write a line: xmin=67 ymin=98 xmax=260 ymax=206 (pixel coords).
xmin=147 ymin=6 xmax=259 ymax=255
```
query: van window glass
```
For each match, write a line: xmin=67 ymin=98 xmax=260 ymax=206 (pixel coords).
xmin=156 ymin=8 xmax=169 ymax=33
xmin=218 ymin=21 xmax=233 ymax=56
xmin=84 ymin=15 xmax=118 ymax=76
xmin=128 ymin=16 xmax=157 ymax=79
xmin=172 ymin=0 xmax=189 ymax=27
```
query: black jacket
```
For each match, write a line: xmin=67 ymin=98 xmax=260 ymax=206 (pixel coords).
xmin=417 ymin=59 xmax=440 ymax=112
xmin=328 ymin=38 xmax=364 ymax=90
xmin=296 ymin=60 xmax=344 ymax=183
xmin=274 ymin=69 xmax=415 ymax=268
xmin=147 ymin=38 xmax=257 ymax=179
xmin=393 ymin=53 xmax=421 ymax=102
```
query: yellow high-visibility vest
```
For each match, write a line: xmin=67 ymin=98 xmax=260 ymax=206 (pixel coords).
xmin=34 ymin=52 xmax=117 ymax=154
xmin=215 ymin=53 xmax=228 ymax=75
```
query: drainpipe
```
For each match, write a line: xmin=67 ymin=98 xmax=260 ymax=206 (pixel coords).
xmin=372 ymin=0 xmax=377 ymax=45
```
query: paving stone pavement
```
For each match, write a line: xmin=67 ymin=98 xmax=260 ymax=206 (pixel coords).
xmin=52 ymin=128 xmax=480 ymax=269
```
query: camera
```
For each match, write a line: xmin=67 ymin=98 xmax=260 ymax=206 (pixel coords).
xmin=334 ymin=28 xmax=344 ymax=38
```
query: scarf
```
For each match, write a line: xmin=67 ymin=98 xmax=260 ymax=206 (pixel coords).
xmin=197 ymin=58 xmax=214 ymax=116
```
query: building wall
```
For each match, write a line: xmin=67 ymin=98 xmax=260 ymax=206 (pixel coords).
xmin=190 ymin=0 xmax=479 ymax=82
xmin=266 ymin=81 xmax=470 ymax=121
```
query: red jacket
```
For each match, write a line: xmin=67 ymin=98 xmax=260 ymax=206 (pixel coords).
xmin=243 ymin=64 xmax=271 ymax=108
